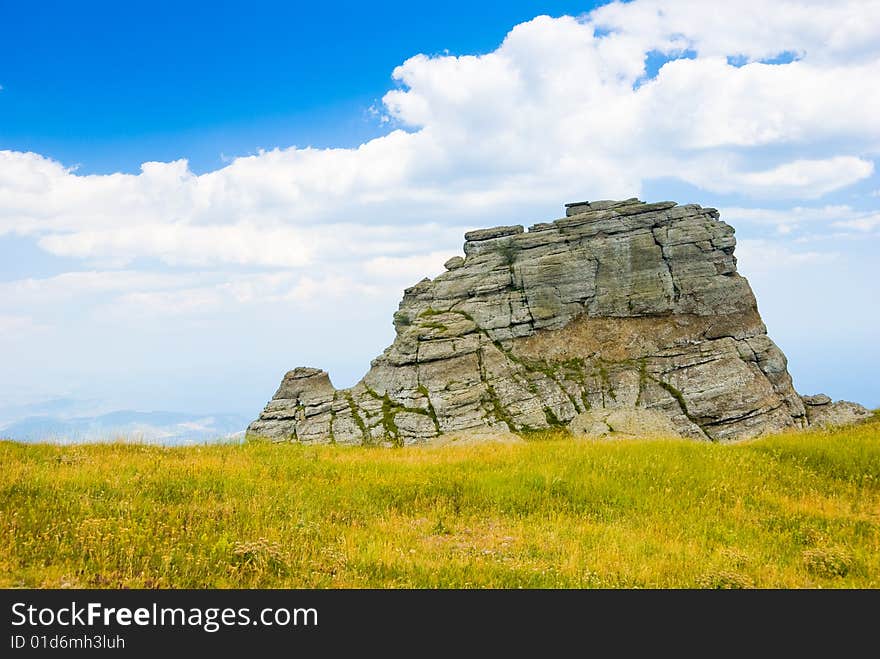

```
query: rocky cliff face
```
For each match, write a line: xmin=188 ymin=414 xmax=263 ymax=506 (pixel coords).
xmin=248 ymin=198 xmax=866 ymax=444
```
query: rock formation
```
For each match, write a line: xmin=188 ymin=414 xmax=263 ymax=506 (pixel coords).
xmin=800 ymin=394 xmax=872 ymax=428
xmin=248 ymin=198 xmax=868 ymax=444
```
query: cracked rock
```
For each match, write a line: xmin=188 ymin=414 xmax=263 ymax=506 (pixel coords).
xmin=248 ymin=199 xmax=862 ymax=445
xmin=802 ymin=396 xmax=871 ymax=428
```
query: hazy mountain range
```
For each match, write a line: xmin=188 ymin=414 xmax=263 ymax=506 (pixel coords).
xmin=0 ymin=399 xmax=248 ymax=445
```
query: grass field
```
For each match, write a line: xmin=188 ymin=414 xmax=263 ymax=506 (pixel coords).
xmin=2 ymin=417 xmax=879 ymax=588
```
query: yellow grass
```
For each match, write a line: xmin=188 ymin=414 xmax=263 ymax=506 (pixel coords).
xmin=1 ymin=417 xmax=878 ymax=588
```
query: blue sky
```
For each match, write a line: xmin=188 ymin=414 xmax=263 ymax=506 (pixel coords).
xmin=1 ymin=1 xmax=591 ymax=174
xmin=1 ymin=1 xmax=878 ymax=430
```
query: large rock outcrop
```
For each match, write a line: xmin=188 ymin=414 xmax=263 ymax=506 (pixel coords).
xmin=248 ymin=198 xmax=865 ymax=444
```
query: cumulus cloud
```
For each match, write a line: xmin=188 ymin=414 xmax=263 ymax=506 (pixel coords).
xmin=1 ymin=1 xmax=878 ymax=286
xmin=591 ymin=0 xmax=880 ymax=64
xmin=33 ymin=220 xmax=463 ymax=269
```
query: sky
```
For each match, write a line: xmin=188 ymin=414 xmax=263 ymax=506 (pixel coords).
xmin=1 ymin=0 xmax=879 ymax=427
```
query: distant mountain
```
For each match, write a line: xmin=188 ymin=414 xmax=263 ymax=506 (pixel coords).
xmin=0 ymin=410 xmax=248 ymax=445
xmin=0 ymin=397 xmax=103 ymax=428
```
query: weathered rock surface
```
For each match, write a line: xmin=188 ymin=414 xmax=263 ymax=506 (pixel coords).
xmin=423 ymin=428 xmax=526 ymax=447
xmin=570 ymin=408 xmax=681 ymax=439
xmin=248 ymin=198 xmax=862 ymax=445
xmin=801 ymin=394 xmax=871 ymax=428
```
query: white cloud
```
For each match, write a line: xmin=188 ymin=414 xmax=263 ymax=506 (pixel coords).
xmin=590 ymin=0 xmax=880 ymax=65
xmin=0 ymin=269 xmax=395 ymax=320
xmin=677 ymin=156 xmax=874 ymax=199
xmin=646 ymin=59 xmax=880 ymax=150
xmin=0 ymin=314 xmax=44 ymax=337
xmin=832 ymin=213 xmax=880 ymax=232
xmin=1 ymin=3 xmax=878 ymax=278
xmin=736 ymin=239 xmax=838 ymax=275
xmin=723 ymin=205 xmax=856 ymax=224
xmin=362 ymin=251 xmax=451 ymax=281
xmin=733 ymin=158 xmax=874 ymax=197
xmin=722 ymin=204 xmax=880 ymax=234
xmin=0 ymin=270 xmax=209 ymax=305
xmin=34 ymin=221 xmax=459 ymax=269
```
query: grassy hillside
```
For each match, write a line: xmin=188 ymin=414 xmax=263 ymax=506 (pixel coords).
xmin=2 ymin=418 xmax=879 ymax=588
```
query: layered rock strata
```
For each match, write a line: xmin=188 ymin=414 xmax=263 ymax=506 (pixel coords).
xmin=248 ymin=198 xmax=862 ymax=444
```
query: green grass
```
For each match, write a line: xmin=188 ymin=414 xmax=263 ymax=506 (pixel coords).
xmin=1 ymin=419 xmax=879 ymax=588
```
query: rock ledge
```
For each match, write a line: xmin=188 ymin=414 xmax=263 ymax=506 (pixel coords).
xmin=248 ymin=199 xmax=869 ymax=444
